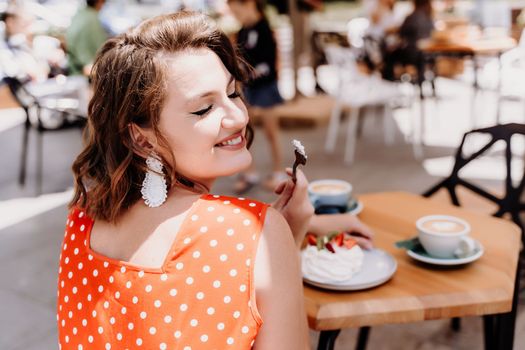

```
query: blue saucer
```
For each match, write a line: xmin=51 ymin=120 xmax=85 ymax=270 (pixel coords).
xmin=314 ymin=200 xmax=362 ymax=215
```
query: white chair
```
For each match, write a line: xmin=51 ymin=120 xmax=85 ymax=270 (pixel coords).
xmin=323 ymin=45 xmax=412 ymax=164
xmin=500 ymin=28 xmax=525 ymax=120
xmin=346 ymin=17 xmax=370 ymax=49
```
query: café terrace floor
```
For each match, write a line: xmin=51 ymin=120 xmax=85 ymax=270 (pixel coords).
xmin=0 ymin=63 xmax=524 ymax=349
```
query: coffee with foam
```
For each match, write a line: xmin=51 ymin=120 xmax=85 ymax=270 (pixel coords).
xmin=310 ymin=183 xmax=349 ymax=195
xmin=308 ymin=179 xmax=353 ymax=209
xmin=416 ymin=215 xmax=473 ymax=258
xmin=420 ymin=219 xmax=467 ymax=235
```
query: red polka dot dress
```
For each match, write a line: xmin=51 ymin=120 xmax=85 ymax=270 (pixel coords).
xmin=57 ymin=194 xmax=269 ymax=349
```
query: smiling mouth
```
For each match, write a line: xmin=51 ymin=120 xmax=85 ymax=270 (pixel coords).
xmin=216 ymin=135 xmax=243 ymax=147
xmin=215 ymin=130 xmax=245 ymax=147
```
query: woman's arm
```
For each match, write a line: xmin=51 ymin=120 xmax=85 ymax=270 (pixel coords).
xmin=308 ymin=213 xmax=374 ymax=249
xmin=253 ymin=207 xmax=310 ymax=350
xmin=272 ymin=168 xmax=314 ymax=247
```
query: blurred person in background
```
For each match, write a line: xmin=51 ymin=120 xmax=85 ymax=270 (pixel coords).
xmin=0 ymin=3 xmax=89 ymax=128
xmin=360 ymin=0 xmax=401 ymax=73
xmin=66 ymin=0 xmax=108 ymax=75
xmin=227 ymin=0 xmax=287 ymax=194
xmin=382 ymin=0 xmax=434 ymax=81
xmin=0 ymin=4 xmax=52 ymax=82
xmin=268 ymin=0 xmax=323 ymax=96
xmin=289 ymin=0 xmax=323 ymax=96
xmin=366 ymin=0 xmax=400 ymax=41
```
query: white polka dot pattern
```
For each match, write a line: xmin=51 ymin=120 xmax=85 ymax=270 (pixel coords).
xmin=57 ymin=195 xmax=267 ymax=349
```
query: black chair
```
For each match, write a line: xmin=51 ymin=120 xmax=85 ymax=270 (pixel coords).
xmin=423 ymin=123 xmax=525 ymax=350
xmin=423 ymin=123 xmax=525 ymax=234
xmin=3 ymin=76 xmax=85 ymax=194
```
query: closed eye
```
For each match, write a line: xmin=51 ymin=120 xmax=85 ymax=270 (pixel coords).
xmin=228 ymin=90 xmax=241 ymax=99
xmin=191 ymin=105 xmax=213 ymax=116
xmin=190 ymin=89 xmax=241 ymax=117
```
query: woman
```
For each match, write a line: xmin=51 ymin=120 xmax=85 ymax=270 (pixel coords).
xmin=57 ymin=12 xmax=312 ymax=349
xmin=0 ymin=4 xmax=51 ymax=81
xmin=366 ymin=0 xmax=400 ymax=40
xmin=382 ymin=0 xmax=434 ymax=81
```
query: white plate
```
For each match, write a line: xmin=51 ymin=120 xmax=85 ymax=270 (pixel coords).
xmin=406 ymin=239 xmax=484 ymax=266
xmin=303 ymin=249 xmax=397 ymax=291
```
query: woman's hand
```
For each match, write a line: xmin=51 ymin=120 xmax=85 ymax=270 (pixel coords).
xmin=271 ymin=168 xmax=314 ymax=247
xmin=308 ymin=213 xmax=374 ymax=250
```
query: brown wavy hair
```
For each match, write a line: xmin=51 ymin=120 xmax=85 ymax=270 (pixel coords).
xmin=70 ymin=11 xmax=253 ymax=223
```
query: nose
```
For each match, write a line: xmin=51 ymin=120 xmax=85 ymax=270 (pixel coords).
xmin=220 ymin=98 xmax=248 ymax=130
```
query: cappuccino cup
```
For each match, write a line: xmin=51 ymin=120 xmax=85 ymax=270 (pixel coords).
xmin=416 ymin=215 xmax=475 ymax=259
xmin=308 ymin=179 xmax=353 ymax=209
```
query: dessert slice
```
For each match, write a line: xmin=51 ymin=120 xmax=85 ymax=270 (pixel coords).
xmin=302 ymin=233 xmax=364 ymax=283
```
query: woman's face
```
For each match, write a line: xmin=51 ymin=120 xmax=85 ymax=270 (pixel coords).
xmin=5 ymin=12 xmax=33 ymax=37
xmin=154 ymin=48 xmax=251 ymax=188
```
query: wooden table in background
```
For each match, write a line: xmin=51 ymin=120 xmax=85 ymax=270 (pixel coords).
xmin=419 ymin=37 xmax=517 ymax=88
xmin=305 ymin=192 xmax=522 ymax=350
xmin=419 ymin=37 xmax=517 ymax=125
xmin=419 ymin=37 xmax=517 ymax=56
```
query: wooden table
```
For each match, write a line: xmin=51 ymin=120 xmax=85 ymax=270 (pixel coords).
xmin=305 ymin=192 xmax=522 ymax=350
xmin=419 ymin=37 xmax=516 ymax=88
xmin=418 ymin=37 xmax=517 ymax=126
xmin=419 ymin=37 xmax=517 ymax=56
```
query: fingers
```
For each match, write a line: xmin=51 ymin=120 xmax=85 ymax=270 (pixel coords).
xmin=284 ymin=168 xmax=309 ymax=206
xmin=346 ymin=219 xmax=374 ymax=250
xmin=274 ymin=181 xmax=286 ymax=195
xmin=353 ymin=236 xmax=374 ymax=250
xmin=274 ymin=167 xmax=295 ymax=195
xmin=292 ymin=168 xmax=309 ymax=193
xmin=353 ymin=221 xmax=374 ymax=240
xmin=279 ymin=180 xmax=295 ymax=207
xmin=271 ymin=179 xmax=294 ymax=210
xmin=273 ymin=167 xmax=308 ymax=204
xmin=339 ymin=213 xmax=374 ymax=240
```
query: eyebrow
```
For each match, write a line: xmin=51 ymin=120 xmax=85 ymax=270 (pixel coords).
xmin=185 ymin=75 xmax=236 ymax=106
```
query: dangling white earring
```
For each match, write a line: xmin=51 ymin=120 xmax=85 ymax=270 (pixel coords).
xmin=141 ymin=153 xmax=167 ymax=208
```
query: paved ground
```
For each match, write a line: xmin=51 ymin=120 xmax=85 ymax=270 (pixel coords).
xmin=1 ymin=21 xmax=525 ymax=350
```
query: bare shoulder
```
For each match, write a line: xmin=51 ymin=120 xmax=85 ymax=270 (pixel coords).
xmin=89 ymin=219 xmax=117 ymax=256
xmin=255 ymin=206 xmax=298 ymax=288
xmin=255 ymin=207 xmax=300 ymax=291
xmin=261 ymin=207 xmax=294 ymax=245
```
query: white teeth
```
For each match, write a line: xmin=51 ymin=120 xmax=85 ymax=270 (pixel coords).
xmin=219 ymin=136 xmax=242 ymax=146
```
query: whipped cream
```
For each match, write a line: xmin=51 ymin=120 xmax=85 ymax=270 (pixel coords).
xmin=292 ymin=139 xmax=307 ymax=158
xmin=302 ymin=244 xmax=364 ymax=284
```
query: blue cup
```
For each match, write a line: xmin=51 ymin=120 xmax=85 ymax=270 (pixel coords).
xmin=308 ymin=179 xmax=353 ymax=211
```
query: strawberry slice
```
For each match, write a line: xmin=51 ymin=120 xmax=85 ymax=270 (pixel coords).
xmin=307 ymin=234 xmax=317 ymax=246
xmin=344 ymin=238 xmax=357 ymax=249
xmin=333 ymin=233 xmax=344 ymax=247
xmin=325 ymin=242 xmax=336 ymax=253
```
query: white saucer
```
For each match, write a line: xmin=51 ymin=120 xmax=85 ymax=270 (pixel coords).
xmin=407 ymin=239 xmax=484 ymax=266
xmin=303 ymin=248 xmax=397 ymax=291
xmin=347 ymin=200 xmax=363 ymax=216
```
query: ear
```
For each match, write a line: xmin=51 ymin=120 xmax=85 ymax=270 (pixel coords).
xmin=128 ymin=123 xmax=156 ymax=158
